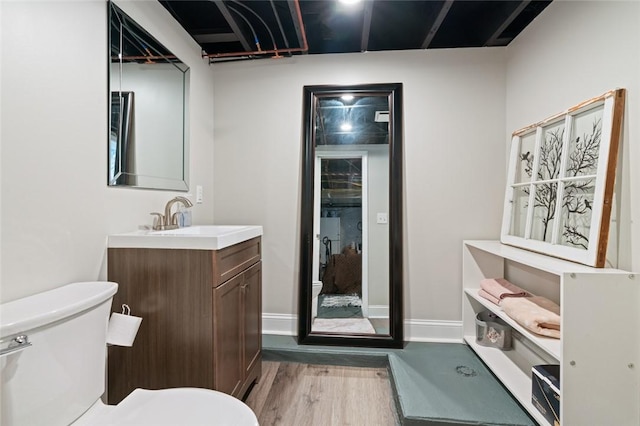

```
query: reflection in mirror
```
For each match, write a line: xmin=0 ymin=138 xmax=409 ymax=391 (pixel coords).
xmin=299 ymin=84 xmax=403 ymax=348
xmin=109 ymin=2 xmax=190 ymax=191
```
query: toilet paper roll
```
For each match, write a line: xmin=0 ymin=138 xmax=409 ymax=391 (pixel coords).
xmin=106 ymin=312 xmax=142 ymax=347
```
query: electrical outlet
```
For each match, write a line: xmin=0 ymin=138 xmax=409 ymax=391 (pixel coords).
xmin=196 ymin=185 xmax=203 ymax=204
xmin=376 ymin=212 xmax=388 ymax=224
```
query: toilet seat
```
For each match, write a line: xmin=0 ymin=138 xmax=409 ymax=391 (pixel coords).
xmin=73 ymin=388 xmax=259 ymax=426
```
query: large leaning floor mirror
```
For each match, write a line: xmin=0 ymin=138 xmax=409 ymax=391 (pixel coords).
xmin=298 ymin=83 xmax=403 ymax=348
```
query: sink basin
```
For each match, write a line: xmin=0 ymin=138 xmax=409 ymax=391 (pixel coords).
xmin=108 ymin=225 xmax=263 ymax=250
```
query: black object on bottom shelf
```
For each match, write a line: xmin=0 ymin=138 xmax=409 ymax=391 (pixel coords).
xmin=532 ymin=364 xmax=560 ymax=426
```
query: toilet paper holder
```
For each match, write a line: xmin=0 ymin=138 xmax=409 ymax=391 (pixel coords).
xmin=107 ymin=304 xmax=142 ymax=347
xmin=121 ymin=304 xmax=130 ymax=315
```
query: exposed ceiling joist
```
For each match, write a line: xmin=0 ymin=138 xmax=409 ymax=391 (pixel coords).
xmin=214 ymin=0 xmax=252 ymax=52
xmin=269 ymin=0 xmax=290 ymax=49
xmin=421 ymin=0 xmax=455 ymax=49
xmin=360 ymin=0 xmax=374 ymax=52
xmin=287 ymin=0 xmax=305 ymax=52
xmin=485 ymin=0 xmax=532 ymax=46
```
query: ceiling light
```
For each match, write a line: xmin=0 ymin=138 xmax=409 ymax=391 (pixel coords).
xmin=339 ymin=0 xmax=361 ymax=4
xmin=340 ymin=123 xmax=353 ymax=131
xmin=341 ymin=94 xmax=354 ymax=102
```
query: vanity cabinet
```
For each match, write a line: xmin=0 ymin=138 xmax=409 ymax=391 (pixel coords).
xmin=462 ymin=240 xmax=639 ymax=425
xmin=107 ymin=237 xmax=262 ymax=404
xmin=213 ymin=261 xmax=261 ymax=396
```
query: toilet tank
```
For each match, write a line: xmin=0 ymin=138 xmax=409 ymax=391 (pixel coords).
xmin=0 ymin=282 xmax=118 ymax=426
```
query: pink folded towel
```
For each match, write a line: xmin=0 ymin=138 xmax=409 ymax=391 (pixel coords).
xmin=480 ymin=278 xmax=528 ymax=301
xmin=501 ymin=296 xmax=561 ymax=339
xmin=478 ymin=289 xmax=501 ymax=305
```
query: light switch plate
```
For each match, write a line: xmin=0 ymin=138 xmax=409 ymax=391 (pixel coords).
xmin=196 ymin=185 xmax=203 ymax=204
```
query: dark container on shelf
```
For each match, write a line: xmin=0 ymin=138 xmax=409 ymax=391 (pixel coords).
xmin=475 ymin=310 xmax=512 ymax=350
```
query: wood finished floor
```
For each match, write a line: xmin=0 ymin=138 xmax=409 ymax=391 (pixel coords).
xmin=245 ymin=361 xmax=399 ymax=426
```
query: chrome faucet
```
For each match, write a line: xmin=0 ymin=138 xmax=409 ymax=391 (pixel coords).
xmin=150 ymin=196 xmax=193 ymax=230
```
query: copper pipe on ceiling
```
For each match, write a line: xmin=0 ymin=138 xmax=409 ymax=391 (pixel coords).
xmin=203 ymin=0 xmax=308 ymax=62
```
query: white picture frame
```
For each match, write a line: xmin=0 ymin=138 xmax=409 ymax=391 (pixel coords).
xmin=501 ymin=89 xmax=625 ymax=267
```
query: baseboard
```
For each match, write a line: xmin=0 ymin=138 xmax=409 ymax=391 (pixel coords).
xmin=262 ymin=313 xmax=463 ymax=343
xmin=404 ymin=319 xmax=463 ymax=343
xmin=263 ymin=313 xmax=298 ymax=336
xmin=367 ymin=304 xmax=389 ymax=318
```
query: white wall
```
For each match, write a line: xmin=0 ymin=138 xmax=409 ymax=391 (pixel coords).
xmin=365 ymin=145 xmax=389 ymax=307
xmin=212 ymin=49 xmax=507 ymax=327
xmin=505 ymin=0 xmax=640 ymax=272
xmin=0 ymin=0 xmax=214 ymax=303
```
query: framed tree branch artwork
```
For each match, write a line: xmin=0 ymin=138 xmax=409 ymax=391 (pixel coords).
xmin=501 ymin=89 xmax=625 ymax=267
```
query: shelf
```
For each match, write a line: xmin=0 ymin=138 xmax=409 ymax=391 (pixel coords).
xmin=462 ymin=240 xmax=639 ymax=425
xmin=464 ymin=336 xmax=550 ymax=426
xmin=464 ymin=288 xmax=561 ymax=360
xmin=463 ymin=240 xmax=626 ymax=276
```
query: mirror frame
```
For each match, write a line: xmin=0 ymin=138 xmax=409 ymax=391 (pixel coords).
xmin=297 ymin=83 xmax=404 ymax=348
xmin=108 ymin=1 xmax=190 ymax=192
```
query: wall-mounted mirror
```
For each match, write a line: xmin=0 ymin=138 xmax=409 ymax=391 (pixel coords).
xmin=298 ymin=83 xmax=403 ymax=348
xmin=108 ymin=2 xmax=189 ymax=191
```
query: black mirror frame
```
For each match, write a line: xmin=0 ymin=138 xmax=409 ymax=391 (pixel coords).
xmin=297 ymin=83 xmax=404 ymax=348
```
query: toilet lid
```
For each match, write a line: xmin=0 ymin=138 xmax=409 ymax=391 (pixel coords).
xmin=86 ymin=388 xmax=259 ymax=426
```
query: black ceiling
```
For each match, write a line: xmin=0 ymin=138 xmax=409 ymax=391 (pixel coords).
xmin=160 ymin=0 xmax=552 ymax=63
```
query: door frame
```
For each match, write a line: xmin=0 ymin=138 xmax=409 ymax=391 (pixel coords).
xmin=313 ymin=151 xmax=369 ymax=317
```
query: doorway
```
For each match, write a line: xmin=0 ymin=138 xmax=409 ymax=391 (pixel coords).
xmin=312 ymin=153 xmax=371 ymax=334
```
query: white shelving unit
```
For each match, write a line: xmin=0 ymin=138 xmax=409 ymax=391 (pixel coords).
xmin=462 ymin=240 xmax=639 ymax=425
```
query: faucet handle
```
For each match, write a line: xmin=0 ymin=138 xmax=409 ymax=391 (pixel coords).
xmin=171 ymin=212 xmax=180 ymax=226
xmin=150 ymin=212 xmax=164 ymax=230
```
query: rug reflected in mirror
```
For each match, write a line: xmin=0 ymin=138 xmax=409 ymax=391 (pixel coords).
xmin=312 ymin=317 xmax=376 ymax=334
xmin=316 ymin=293 xmax=362 ymax=318
xmin=313 ymin=293 xmax=381 ymax=334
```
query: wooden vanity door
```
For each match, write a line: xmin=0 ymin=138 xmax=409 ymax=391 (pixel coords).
xmin=213 ymin=273 xmax=243 ymax=396
xmin=242 ymin=262 xmax=262 ymax=378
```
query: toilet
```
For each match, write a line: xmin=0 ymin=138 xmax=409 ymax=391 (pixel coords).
xmin=0 ymin=281 xmax=259 ymax=426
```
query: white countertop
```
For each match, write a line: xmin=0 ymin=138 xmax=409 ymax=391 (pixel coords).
xmin=108 ymin=225 xmax=263 ymax=250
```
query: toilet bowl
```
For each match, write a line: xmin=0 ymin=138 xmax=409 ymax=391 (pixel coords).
xmin=0 ymin=281 xmax=258 ymax=426
xmin=73 ymin=388 xmax=258 ymax=425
